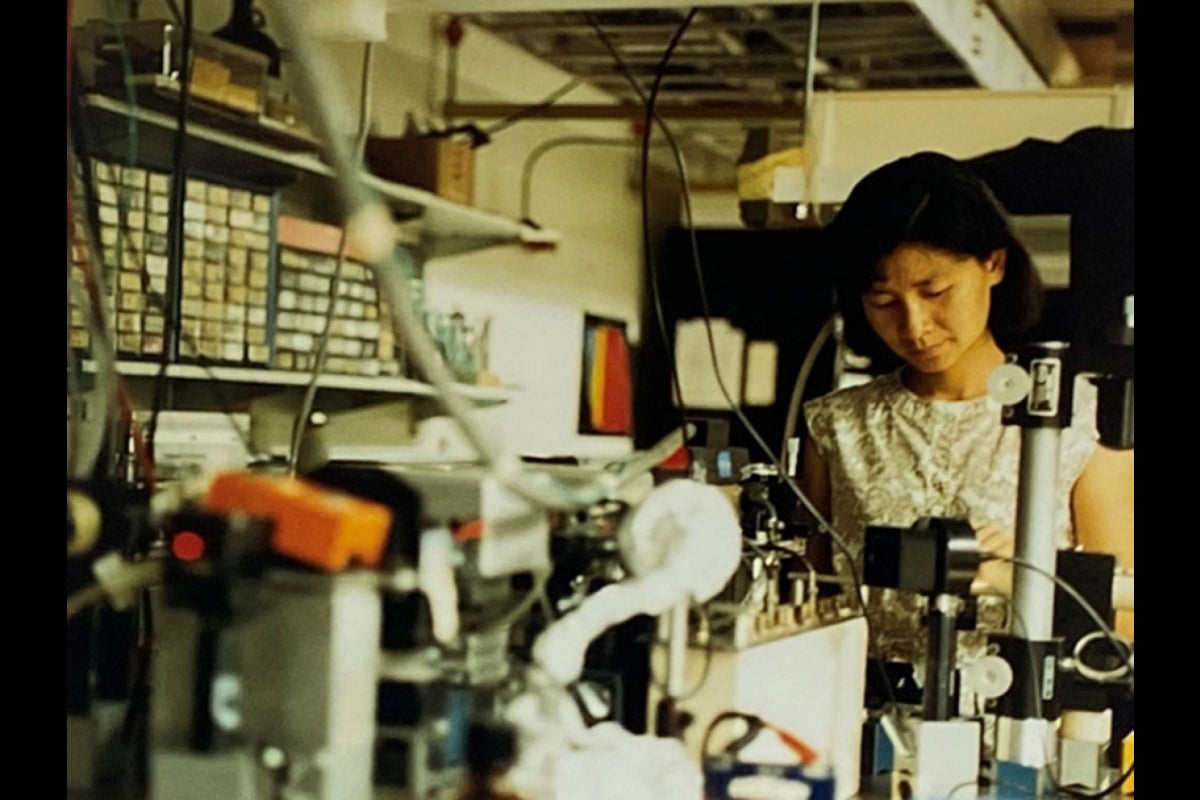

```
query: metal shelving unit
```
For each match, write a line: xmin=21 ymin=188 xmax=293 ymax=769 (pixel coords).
xmin=78 ymin=90 xmax=555 ymax=259
xmin=73 ymin=88 xmax=527 ymax=411
xmin=81 ymin=360 xmax=516 ymax=407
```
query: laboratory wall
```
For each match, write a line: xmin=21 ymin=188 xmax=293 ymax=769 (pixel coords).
xmin=378 ymin=13 xmax=649 ymax=461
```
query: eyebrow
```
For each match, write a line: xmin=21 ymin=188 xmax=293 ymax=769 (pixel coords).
xmin=868 ymin=275 xmax=941 ymax=290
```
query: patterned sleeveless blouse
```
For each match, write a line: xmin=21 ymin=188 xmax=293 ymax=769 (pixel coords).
xmin=803 ymin=369 xmax=1099 ymax=671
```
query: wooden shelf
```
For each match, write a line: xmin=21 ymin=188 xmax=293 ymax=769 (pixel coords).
xmin=82 ymin=360 xmax=516 ymax=406
xmin=78 ymin=90 xmax=554 ymax=259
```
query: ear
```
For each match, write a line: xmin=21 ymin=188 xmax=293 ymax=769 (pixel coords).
xmin=985 ymin=248 xmax=1006 ymax=286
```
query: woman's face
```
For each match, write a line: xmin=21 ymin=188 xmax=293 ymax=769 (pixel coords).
xmin=862 ymin=242 xmax=1005 ymax=375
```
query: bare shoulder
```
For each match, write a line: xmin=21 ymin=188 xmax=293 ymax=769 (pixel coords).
xmin=1078 ymin=445 xmax=1134 ymax=487
xmin=1071 ymin=445 xmax=1134 ymax=568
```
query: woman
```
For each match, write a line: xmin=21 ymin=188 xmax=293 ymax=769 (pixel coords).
xmin=799 ymin=152 xmax=1133 ymax=674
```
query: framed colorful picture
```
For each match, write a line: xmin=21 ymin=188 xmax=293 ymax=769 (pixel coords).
xmin=579 ymin=314 xmax=633 ymax=435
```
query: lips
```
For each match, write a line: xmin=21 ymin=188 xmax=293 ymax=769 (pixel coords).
xmin=910 ymin=341 xmax=947 ymax=361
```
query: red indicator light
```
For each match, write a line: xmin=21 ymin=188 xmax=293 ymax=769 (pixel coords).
xmin=172 ymin=531 xmax=207 ymax=562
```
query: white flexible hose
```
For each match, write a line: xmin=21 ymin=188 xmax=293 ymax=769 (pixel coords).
xmin=504 ymin=481 xmax=742 ymax=800
xmin=532 ymin=480 xmax=742 ymax=685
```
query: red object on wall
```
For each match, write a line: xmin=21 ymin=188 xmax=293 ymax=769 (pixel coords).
xmin=581 ymin=315 xmax=633 ymax=435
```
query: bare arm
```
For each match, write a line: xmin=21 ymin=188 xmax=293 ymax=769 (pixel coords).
xmin=1071 ymin=445 xmax=1135 ymax=639
xmin=1072 ymin=446 xmax=1134 ymax=569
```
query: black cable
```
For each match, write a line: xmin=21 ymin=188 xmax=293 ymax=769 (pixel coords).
xmin=983 ymin=553 xmax=1133 ymax=680
xmin=640 ymin=9 xmax=697 ymax=448
xmin=163 ymin=0 xmax=183 ymax=24
xmin=1056 ymin=761 xmax=1133 ymax=799
xmin=946 ymin=778 xmax=983 ymax=798
xmin=288 ymin=41 xmax=375 ymax=475
xmin=70 ymin=13 xmax=256 ymax=464
xmin=483 ymin=77 xmax=584 ymax=136
xmin=676 ymin=132 xmax=906 ymax=720
xmin=590 ymin=6 xmax=896 ymax=715
xmin=66 ymin=157 xmax=119 ymax=480
xmin=1001 ymin=589 xmax=1133 ymax=800
xmin=147 ymin=0 xmax=193 ymax=466
xmin=701 ymin=711 xmax=761 ymax=759
xmin=595 ymin=9 xmax=727 ymax=709
xmin=587 ymin=13 xmax=691 ymax=449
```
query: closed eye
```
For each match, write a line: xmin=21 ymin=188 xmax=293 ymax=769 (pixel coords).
xmin=864 ymin=295 xmax=896 ymax=309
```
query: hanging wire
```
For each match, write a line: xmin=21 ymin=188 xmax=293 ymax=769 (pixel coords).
xmin=589 ymin=6 xmax=897 ymax=716
xmin=287 ymin=41 xmax=376 ymax=476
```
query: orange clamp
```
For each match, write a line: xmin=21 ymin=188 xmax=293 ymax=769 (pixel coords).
xmin=204 ymin=471 xmax=392 ymax=572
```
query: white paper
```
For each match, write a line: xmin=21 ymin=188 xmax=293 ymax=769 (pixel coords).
xmin=673 ymin=318 xmax=744 ymax=411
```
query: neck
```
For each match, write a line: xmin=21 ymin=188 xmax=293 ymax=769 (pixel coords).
xmin=902 ymin=333 xmax=1006 ymax=401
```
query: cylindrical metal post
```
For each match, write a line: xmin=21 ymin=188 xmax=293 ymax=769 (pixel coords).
xmin=924 ymin=593 xmax=960 ymax=721
xmin=1012 ymin=426 xmax=1062 ymax=641
xmin=666 ymin=600 xmax=690 ymax=697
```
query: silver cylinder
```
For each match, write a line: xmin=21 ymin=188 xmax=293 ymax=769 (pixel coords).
xmin=1012 ymin=427 xmax=1062 ymax=641
xmin=666 ymin=600 xmax=690 ymax=697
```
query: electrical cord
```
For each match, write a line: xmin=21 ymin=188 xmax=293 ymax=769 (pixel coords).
xmin=69 ymin=17 xmax=257 ymax=471
xmin=589 ymin=5 xmax=896 ymax=717
xmin=779 ymin=313 xmax=837 ymax=468
xmin=287 ymin=41 xmax=375 ymax=476
xmin=587 ymin=12 xmax=692 ymax=448
xmin=66 ymin=145 xmax=154 ymax=487
xmin=147 ymin=0 xmax=194 ymax=468
xmin=701 ymin=710 xmax=819 ymax=765
xmin=519 ymin=136 xmax=665 ymax=224
xmin=1057 ymin=762 xmax=1133 ymax=799
xmin=1071 ymin=631 xmax=1131 ymax=684
xmin=946 ymin=778 xmax=983 ymax=798
xmin=273 ymin=4 xmax=539 ymax=502
xmin=163 ymin=0 xmax=183 ymax=24
xmin=589 ymin=10 xmax=902 ymax=735
xmin=639 ymin=10 xmax=697 ymax=448
xmin=66 ymin=555 xmax=165 ymax=621
xmin=588 ymin=6 xmax=864 ymax=601
xmin=66 ymin=200 xmax=116 ymax=480
xmin=995 ymin=577 xmax=1134 ymax=799
xmin=484 ymin=77 xmax=584 ymax=136
xmin=65 ymin=583 xmax=108 ymax=622
xmin=464 ymin=569 xmax=552 ymax=635
xmin=589 ymin=10 xmax=737 ymax=710
xmin=982 ymin=553 xmax=1133 ymax=682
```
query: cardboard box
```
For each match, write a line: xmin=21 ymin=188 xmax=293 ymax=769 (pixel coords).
xmin=276 ymin=215 xmax=373 ymax=262
xmin=365 ymin=135 xmax=475 ymax=206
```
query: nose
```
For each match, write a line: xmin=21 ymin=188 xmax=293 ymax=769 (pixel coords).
xmin=899 ymin=299 xmax=932 ymax=344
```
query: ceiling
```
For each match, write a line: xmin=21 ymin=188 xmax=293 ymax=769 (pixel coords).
xmin=437 ymin=1 xmax=1132 ymax=164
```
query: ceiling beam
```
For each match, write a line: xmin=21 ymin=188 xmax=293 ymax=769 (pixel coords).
xmin=907 ymin=0 xmax=1046 ymax=89
xmin=553 ymin=40 xmax=954 ymax=67
xmin=443 ymin=100 xmax=807 ymax=121
xmin=988 ymin=0 xmax=1083 ymax=86
xmin=467 ymin=16 xmax=933 ymax=38
xmin=400 ymin=0 xmax=877 ymax=13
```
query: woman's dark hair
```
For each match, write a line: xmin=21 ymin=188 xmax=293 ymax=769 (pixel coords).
xmin=822 ymin=151 xmax=1044 ymax=372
